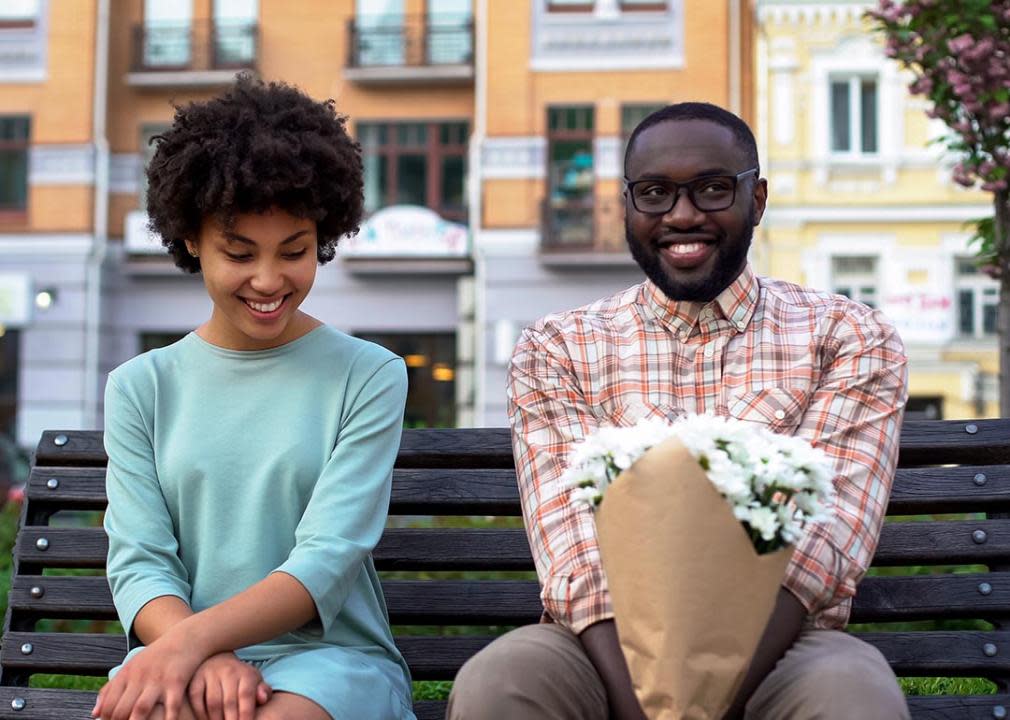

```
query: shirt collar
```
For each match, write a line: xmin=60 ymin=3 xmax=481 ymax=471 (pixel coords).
xmin=640 ymin=264 xmax=759 ymax=339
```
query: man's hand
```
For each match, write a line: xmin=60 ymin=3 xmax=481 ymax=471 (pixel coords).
xmin=722 ymin=588 xmax=806 ymax=719
xmin=91 ymin=632 xmax=205 ymax=720
xmin=579 ymin=620 xmax=647 ymax=720
xmin=188 ymin=652 xmax=272 ymax=720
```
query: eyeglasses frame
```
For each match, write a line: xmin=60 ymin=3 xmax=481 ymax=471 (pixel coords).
xmin=623 ymin=167 xmax=760 ymax=215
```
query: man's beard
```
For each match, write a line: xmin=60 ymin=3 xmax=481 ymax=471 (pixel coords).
xmin=625 ymin=219 xmax=753 ymax=303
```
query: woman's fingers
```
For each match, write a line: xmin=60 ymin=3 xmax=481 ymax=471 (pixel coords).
xmin=188 ymin=675 xmax=209 ymax=720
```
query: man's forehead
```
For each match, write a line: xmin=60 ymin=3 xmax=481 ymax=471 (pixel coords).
xmin=628 ymin=119 xmax=742 ymax=176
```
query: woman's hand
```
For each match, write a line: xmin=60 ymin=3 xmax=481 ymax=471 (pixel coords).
xmin=91 ymin=632 xmax=205 ymax=720
xmin=188 ymin=652 xmax=272 ymax=720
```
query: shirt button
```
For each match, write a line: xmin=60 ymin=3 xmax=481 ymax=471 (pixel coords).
xmin=704 ymin=344 xmax=715 ymax=358
xmin=774 ymin=409 xmax=786 ymax=420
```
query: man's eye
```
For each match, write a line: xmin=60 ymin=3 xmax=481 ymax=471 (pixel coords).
xmin=638 ymin=185 xmax=671 ymax=198
xmin=696 ymin=180 xmax=732 ymax=194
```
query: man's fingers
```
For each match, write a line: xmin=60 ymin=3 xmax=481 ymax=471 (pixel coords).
xmin=221 ymin=678 xmax=239 ymax=720
xmin=162 ymin=686 xmax=185 ymax=720
xmin=205 ymin=679 xmax=224 ymax=720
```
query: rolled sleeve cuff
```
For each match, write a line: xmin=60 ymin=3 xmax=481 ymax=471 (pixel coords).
xmin=783 ymin=530 xmax=853 ymax=623
xmin=273 ymin=553 xmax=354 ymax=636
xmin=543 ymin=566 xmax=613 ymax=635
xmin=114 ymin=586 xmax=191 ymax=650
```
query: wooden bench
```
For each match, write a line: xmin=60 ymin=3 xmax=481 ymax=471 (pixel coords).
xmin=2 ymin=420 xmax=1010 ymax=719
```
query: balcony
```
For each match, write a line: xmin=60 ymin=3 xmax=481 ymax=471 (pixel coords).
xmin=127 ymin=19 xmax=258 ymax=89
xmin=540 ymin=196 xmax=633 ymax=266
xmin=345 ymin=14 xmax=474 ymax=85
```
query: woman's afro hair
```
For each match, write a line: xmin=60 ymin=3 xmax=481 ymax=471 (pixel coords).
xmin=146 ymin=74 xmax=363 ymax=273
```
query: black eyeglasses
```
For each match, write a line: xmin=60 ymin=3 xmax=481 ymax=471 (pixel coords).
xmin=624 ymin=168 xmax=759 ymax=214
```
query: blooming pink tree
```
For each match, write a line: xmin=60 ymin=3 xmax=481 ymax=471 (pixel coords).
xmin=869 ymin=0 xmax=1010 ymax=415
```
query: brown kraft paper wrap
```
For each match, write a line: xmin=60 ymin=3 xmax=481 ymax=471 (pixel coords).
xmin=595 ymin=437 xmax=795 ymax=720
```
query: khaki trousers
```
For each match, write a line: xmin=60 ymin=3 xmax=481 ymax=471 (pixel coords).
xmin=446 ymin=623 xmax=910 ymax=719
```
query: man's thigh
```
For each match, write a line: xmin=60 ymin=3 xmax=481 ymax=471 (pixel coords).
xmin=745 ymin=629 xmax=910 ymax=720
xmin=447 ymin=623 xmax=608 ymax=720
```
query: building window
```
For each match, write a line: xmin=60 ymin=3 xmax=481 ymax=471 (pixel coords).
xmin=358 ymin=120 xmax=468 ymax=222
xmin=0 ymin=117 xmax=30 ymax=212
xmin=0 ymin=0 xmax=39 ymax=27
xmin=547 ymin=0 xmax=594 ymax=11
xmin=829 ymin=75 xmax=878 ymax=155
xmin=831 ymin=255 xmax=878 ymax=308
xmin=356 ymin=332 xmax=457 ymax=428
xmin=548 ymin=106 xmax=594 ymax=201
xmin=955 ymin=257 xmax=998 ymax=338
xmin=0 ymin=328 xmax=18 ymax=439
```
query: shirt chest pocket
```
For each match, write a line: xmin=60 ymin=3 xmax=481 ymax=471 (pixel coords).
xmin=726 ymin=387 xmax=809 ymax=434
xmin=606 ymin=401 xmax=685 ymax=428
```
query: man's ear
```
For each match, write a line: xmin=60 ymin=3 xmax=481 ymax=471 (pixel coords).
xmin=752 ymin=177 xmax=768 ymax=226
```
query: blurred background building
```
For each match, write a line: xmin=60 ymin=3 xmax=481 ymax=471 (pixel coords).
xmin=756 ymin=0 xmax=996 ymax=419
xmin=0 ymin=0 xmax=996 ymax=451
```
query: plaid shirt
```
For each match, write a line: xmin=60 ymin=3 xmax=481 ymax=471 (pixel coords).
xmin=507 ymin=265 xmax=908 ymax=634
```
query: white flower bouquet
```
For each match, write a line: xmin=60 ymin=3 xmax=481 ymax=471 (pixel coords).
xmin=565 ymin=415 xmax=835 ymax=553
xmin=562 ymin=414 xmax=835 ymax=720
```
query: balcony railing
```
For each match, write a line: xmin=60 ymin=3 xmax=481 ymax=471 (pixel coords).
xmin=129 ymin=19 xmax=258 ymax=84
xmin=346 ymin=13 xmax=474 ymax=84
xmin=540 ymin=196 xmax=628 ymax=260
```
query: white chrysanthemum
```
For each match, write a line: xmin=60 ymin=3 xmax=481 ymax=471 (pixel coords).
xmin=746 ymin=505 xmax=781 ymax=542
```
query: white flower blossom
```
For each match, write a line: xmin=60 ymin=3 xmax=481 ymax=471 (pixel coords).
xmin=563 ymin=414 xmax=836 ymax=552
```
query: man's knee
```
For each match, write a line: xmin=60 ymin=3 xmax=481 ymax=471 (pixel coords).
xmin=748 ymin=632 xmax=909 ymax=720
xmin=447 ymin=624 xmax=606 ymax=720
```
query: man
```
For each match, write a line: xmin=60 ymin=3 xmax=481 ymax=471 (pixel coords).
xmin=447 ymin=103 xmax=910 ymax=719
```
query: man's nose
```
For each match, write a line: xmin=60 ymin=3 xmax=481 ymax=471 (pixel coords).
xmin=661 ymin=189 xmax=706 ymax=227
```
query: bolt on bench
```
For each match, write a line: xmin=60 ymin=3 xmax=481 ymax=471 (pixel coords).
xmin=2 ymin=421 xmax=1010 ymax=719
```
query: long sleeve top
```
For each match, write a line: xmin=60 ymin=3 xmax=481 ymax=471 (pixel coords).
xmin=103 ymin=326 xmax=409 ymax=686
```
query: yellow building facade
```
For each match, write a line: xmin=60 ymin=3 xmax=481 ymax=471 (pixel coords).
xmin=756 ymin=0 xmax=998 ymax=419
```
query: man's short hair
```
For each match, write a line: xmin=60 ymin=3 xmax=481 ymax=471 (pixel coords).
xmin=623 ymin=102 xmax=760 ymax=177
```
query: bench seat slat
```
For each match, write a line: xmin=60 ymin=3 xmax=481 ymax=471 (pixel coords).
xmin=8 ymin=630 xmax=1010 ymax=682
xmin=889 ymin=466 xmax=1010 ymax=514
xmin=0 ymin=692 xmax=1002 ymax=720
xmin=8 ymin=577 xmax=545 ymax=626
xmin=860 ymin=631 xmax=1010 ymax=675
xmin=20 ymin=574 xmax=1010 ymax=627
xmin=898 ymin=419 xmax=1010 ymax=467
xmin=25 ymin=521 xmax=1010 ymax=571
xmin=850 ymin=574 xmax=1010 ymax=623
xmin=25 ymin=467 xmax=528 ymax=517
xmin=874 ymin=520 xmax=1010 ymax=566
xmin=15 ymin=527 xmax=537 ymax=571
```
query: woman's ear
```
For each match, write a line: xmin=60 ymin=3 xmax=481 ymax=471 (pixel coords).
xmin=185 ymin=240 xmax=199 ymax=258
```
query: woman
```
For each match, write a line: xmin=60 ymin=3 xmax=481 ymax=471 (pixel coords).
xmin=95 ymin=76 xmax=413 ymax=720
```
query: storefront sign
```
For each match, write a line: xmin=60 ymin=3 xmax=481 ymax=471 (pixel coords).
xmin=342 ymin=205 xmax=469 ymax=258
xmin=882 ymin=291 xmax=953 ymax=343
xmin=0 ymin=273 xmax=32 ymax=327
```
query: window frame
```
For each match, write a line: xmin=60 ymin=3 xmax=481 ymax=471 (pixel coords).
xmin=830 ymin=254 xmax=879 ymax=309
xmin=828 ymin=73 xmax=879 ymax=158
xmin=357 ymin=119 xmax=468 ymax=223
xmin=0 ymin=115 xmax=31 ymax=220
xmin=0 ymin=0 xmax=40 ymax=28
xmin=955 ymin=257 xmax=999 ymax=339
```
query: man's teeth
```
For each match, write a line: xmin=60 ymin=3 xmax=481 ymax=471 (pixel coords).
xmin=247 ymin=298 xmax=283 ymax=313
xmin=668 ymin=243 xmax=707 ymax=255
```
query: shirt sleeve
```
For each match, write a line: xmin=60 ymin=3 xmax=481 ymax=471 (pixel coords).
xmin=507 ymin=323 xmax=611 ymax=634
xmin=273 ymin=356 xmax=407 ymax=636
xmin=783 ymin=304 xmax=908 ymax=627
xmin=103 ymin=375 xmax=192 ymax=646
